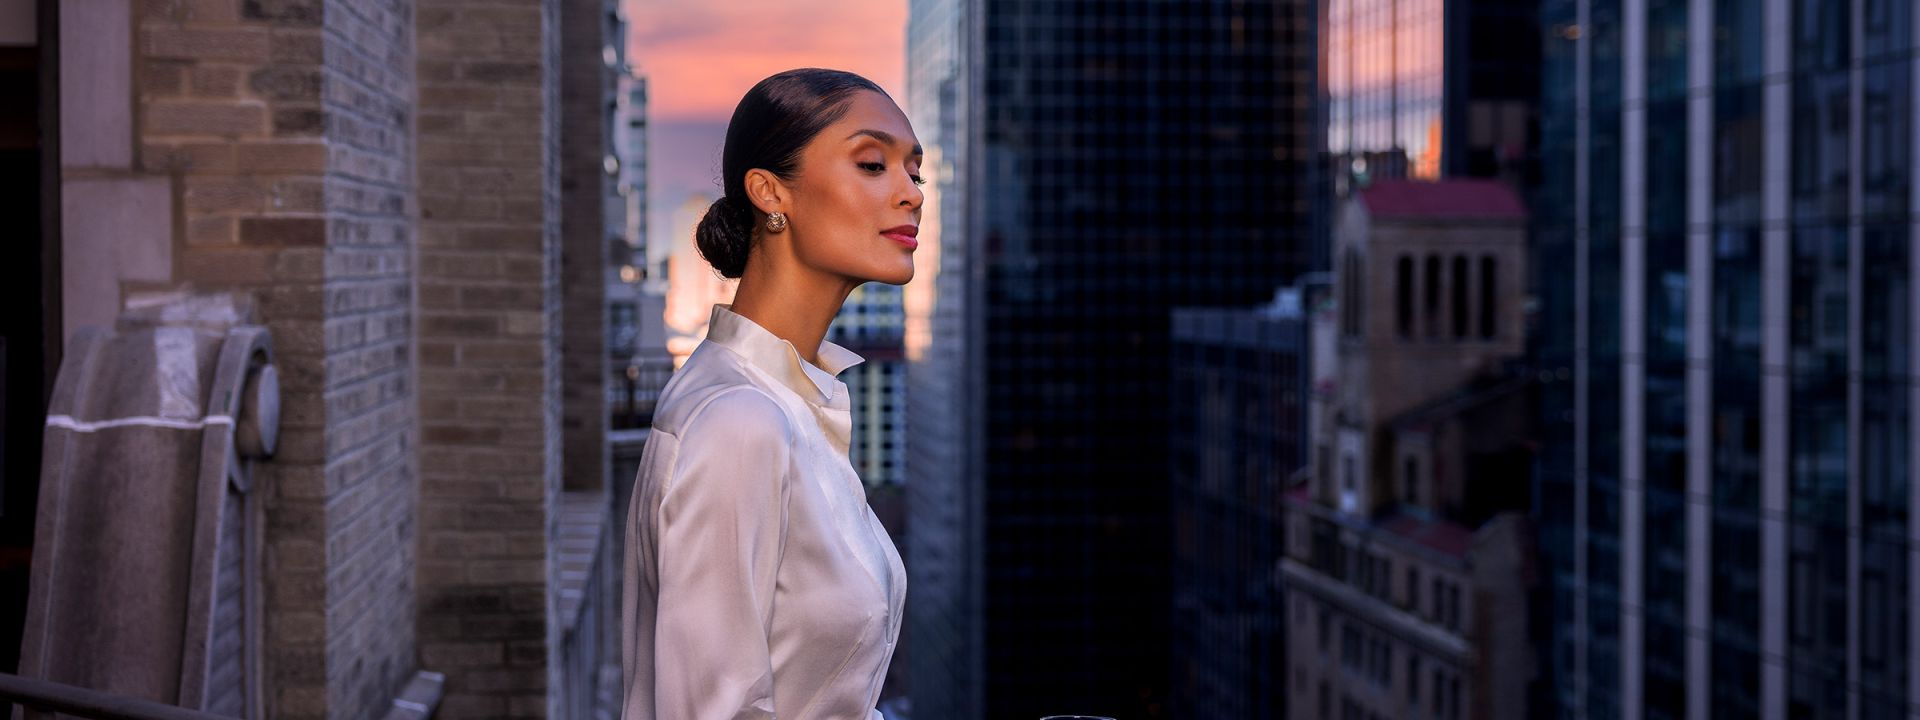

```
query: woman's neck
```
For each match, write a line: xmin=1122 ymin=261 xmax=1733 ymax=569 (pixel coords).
xmin=727 ymin=268 xmax=857 ymax=369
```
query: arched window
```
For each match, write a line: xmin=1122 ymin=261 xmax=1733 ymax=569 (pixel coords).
xmin=1451 ymin=255 xmax=1470 ymax=338
xmin=1480 ymin=255 xmax=1498 ymax=339
xmin=1342 ymin=250 xmax=1365 ymax=338
xmin=1424 ymin=256 xmax=1441 ymax=338
xmin=1396 ymin=256 xmax=1414 ymax=338
xmin=1403 ymin=455 xmax=1419 ymax=505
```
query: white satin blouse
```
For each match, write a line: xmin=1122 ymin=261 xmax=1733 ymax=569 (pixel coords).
xmin=622 ymin=304 xmax=906 ymax=720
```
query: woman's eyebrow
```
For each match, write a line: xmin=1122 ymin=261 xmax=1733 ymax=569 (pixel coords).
xmin=845 ymin=129 xmax=925 ymax=157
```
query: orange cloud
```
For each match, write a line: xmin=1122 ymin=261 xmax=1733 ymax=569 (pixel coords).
xmin=627 ymin=0 xmax=907 ymax=122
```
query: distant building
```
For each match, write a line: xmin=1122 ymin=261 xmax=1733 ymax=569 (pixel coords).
xmin=830 ymin=283 xmax=908 ymax=488
xmin=1283 ymin=179 xmax=1535 ymax=720
xmin=902 ymin=0 xmax=1319 ymax=715
xmin=662 ymin=195 xmax=736 ymax=368
xmin=1168 ymin=292 xmax=1309 ymax=718
xmin=618 ymin=68 xmax=649 ymax=280
xmin=608 ymin=65 xmax=670 ymax=431
xmin=1533 ymin=0 xmax=1920 ymax=715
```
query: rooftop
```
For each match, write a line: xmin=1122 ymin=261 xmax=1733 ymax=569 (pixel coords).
xmin=1358 ymin=178 xmax=1527 ymax=221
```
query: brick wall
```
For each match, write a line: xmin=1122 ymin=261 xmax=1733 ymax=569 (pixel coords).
xmin=134 ymin=0 xmax=419 ymax=717
xmin=414 ymin=0 xmax=564 ymax=716
xmin=316 ymin=0 xmax=419 ymax=716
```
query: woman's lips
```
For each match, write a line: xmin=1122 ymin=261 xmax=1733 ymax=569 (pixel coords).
xmin=881 ymin=225 xmax=919 ymax=249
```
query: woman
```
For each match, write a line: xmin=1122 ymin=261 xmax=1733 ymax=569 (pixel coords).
xmin=621 ymin=68 xmax=921 ymax=720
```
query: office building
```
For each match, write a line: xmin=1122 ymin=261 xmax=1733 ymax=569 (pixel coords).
xmin=1533 ymin=0 xmax=1918 ymax=715
xmin=1168 ymin=293 xmax=1309 ymax=718
xmin=904 ymin=0 xmax=1319 ymax=716
xmin=830 ymin=284 xmax=909 ymax=488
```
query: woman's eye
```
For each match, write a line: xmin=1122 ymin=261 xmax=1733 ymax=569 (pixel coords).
xmin=910 ymin=175 xmax=926 ymax=186
xmin=858 ymin=162 xmax=886 ymax=173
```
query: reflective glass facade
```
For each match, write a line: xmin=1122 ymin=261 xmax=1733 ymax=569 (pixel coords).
xmin=906 ymin=1 xmax=1318 ymax=718
xmin=1536 ymin=0 xmax=1918 ymax=716
xmin=1709 ymin=1 xmax=1766 ymax=716
xmin=1325 ymin=0 xmax=1540 ymax=193
xmin=1328 ymin=0 xmax=1445 ymax=182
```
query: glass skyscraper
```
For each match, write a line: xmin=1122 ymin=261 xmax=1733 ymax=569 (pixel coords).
xmin=1534 ymin=0 xmax=1917 ymax=716
xmin=1169 ymin=299 xmax=1308 ymax=719
xmin=904 ymin=1 xmax=1317 ymax=717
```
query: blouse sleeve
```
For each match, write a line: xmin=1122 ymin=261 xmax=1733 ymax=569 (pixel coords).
xmin=651 ymin=387 xmax=794 ymax=720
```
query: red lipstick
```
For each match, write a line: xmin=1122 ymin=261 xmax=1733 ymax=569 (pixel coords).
xmin=881 ymin=225 xmax=919 ymax=250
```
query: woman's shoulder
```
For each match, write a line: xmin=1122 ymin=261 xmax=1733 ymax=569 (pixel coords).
xmin=650 ymin=347 xmax=792 ymax=443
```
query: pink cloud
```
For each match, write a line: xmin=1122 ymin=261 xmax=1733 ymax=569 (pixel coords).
xmin=626 ymin=0 xmax=907 ymax=123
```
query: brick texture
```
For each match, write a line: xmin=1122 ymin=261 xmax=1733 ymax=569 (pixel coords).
xmin=316 ymin=0 xmax=419 ymax=717
xmin=138 ymin=0 xmax=419 ymax=716
xmin=415 ymin=0 xmax=564 ymax=717
xmin=114 ymin=0 xmax=616 ymax=716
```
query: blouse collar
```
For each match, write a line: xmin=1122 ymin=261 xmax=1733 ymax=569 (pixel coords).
xmin=704 ymin=303 xmax=865 ymax=407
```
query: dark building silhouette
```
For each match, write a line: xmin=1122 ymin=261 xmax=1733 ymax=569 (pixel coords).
xmin=1169 ymin=296 xmax=1309 ymax=719
xmin=904 ymin=0 xmax=1319 ymax=717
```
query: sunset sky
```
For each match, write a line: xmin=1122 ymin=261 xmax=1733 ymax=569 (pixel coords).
xmin=626 ymin=0 xmax=908 ymax=265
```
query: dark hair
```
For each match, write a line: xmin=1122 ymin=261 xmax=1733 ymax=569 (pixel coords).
xmin=695 ymin=68 xmax=887 ymax=278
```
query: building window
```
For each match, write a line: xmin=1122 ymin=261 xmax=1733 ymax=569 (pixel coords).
xmin=1431 ymin=669 xmax=1445 ymax=718
xmin=1342 ymin=624 xmax=1361 ymax=670
xmin=1424 ymin=255 xmax=1442 ymax=337
xmin=1317 ymin=443 xmax=1331 ymax=491
xmin=1318 ymin=608 xmax=1330 ymax=654
xmin=1396 ymin=255 xmax=1414 ymax=337
xmin=1790 ymin=556 xmax=1813 ymax=642
xmin=1447 ymin=583 xmax=1462 ymax=630
xmin=1407 ymin=565 xmax=1421 ymax=612
xmin=1479 ymin=255 xmax=1498 ymax=339
xmin=1407 ymin=655 xmax=1420 ymax=704
xmin=1863 ymin=576 xmax=1885 ymax=663
xmin=1451 ymin=254 xmax=1470 ymax=338
xmin=1342 ymin=251 xmax=1365 ymax=338
xmin=1403 ymin=456 xmax=1419 ymax=505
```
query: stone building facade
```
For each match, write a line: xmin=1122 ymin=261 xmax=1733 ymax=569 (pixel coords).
xmin=1282 ymin=179 xmax=1537 ymax=720
xmin=0 ymin=0 xmax=641 ymax=718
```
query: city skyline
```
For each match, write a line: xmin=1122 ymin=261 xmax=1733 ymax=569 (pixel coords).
xmin=5 ymin=0 xmax=1918 ymax=717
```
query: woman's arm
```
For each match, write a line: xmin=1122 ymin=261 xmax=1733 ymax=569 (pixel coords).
xmin=651 ymin=388 xmax=794 ymax=720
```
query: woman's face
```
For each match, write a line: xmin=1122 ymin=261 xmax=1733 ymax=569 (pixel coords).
xmin=776 ymin=90 xmax=924 ymax=286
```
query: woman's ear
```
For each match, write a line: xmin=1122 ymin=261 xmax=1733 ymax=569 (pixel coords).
xmin=743 ymin=169 xmax=787 ymax=217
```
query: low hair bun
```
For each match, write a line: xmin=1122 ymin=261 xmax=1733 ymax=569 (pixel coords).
xmin=698 ymin=69 xmax=887 ymax=280
xmin=694 ymin=195 xmax=754 ymax=279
